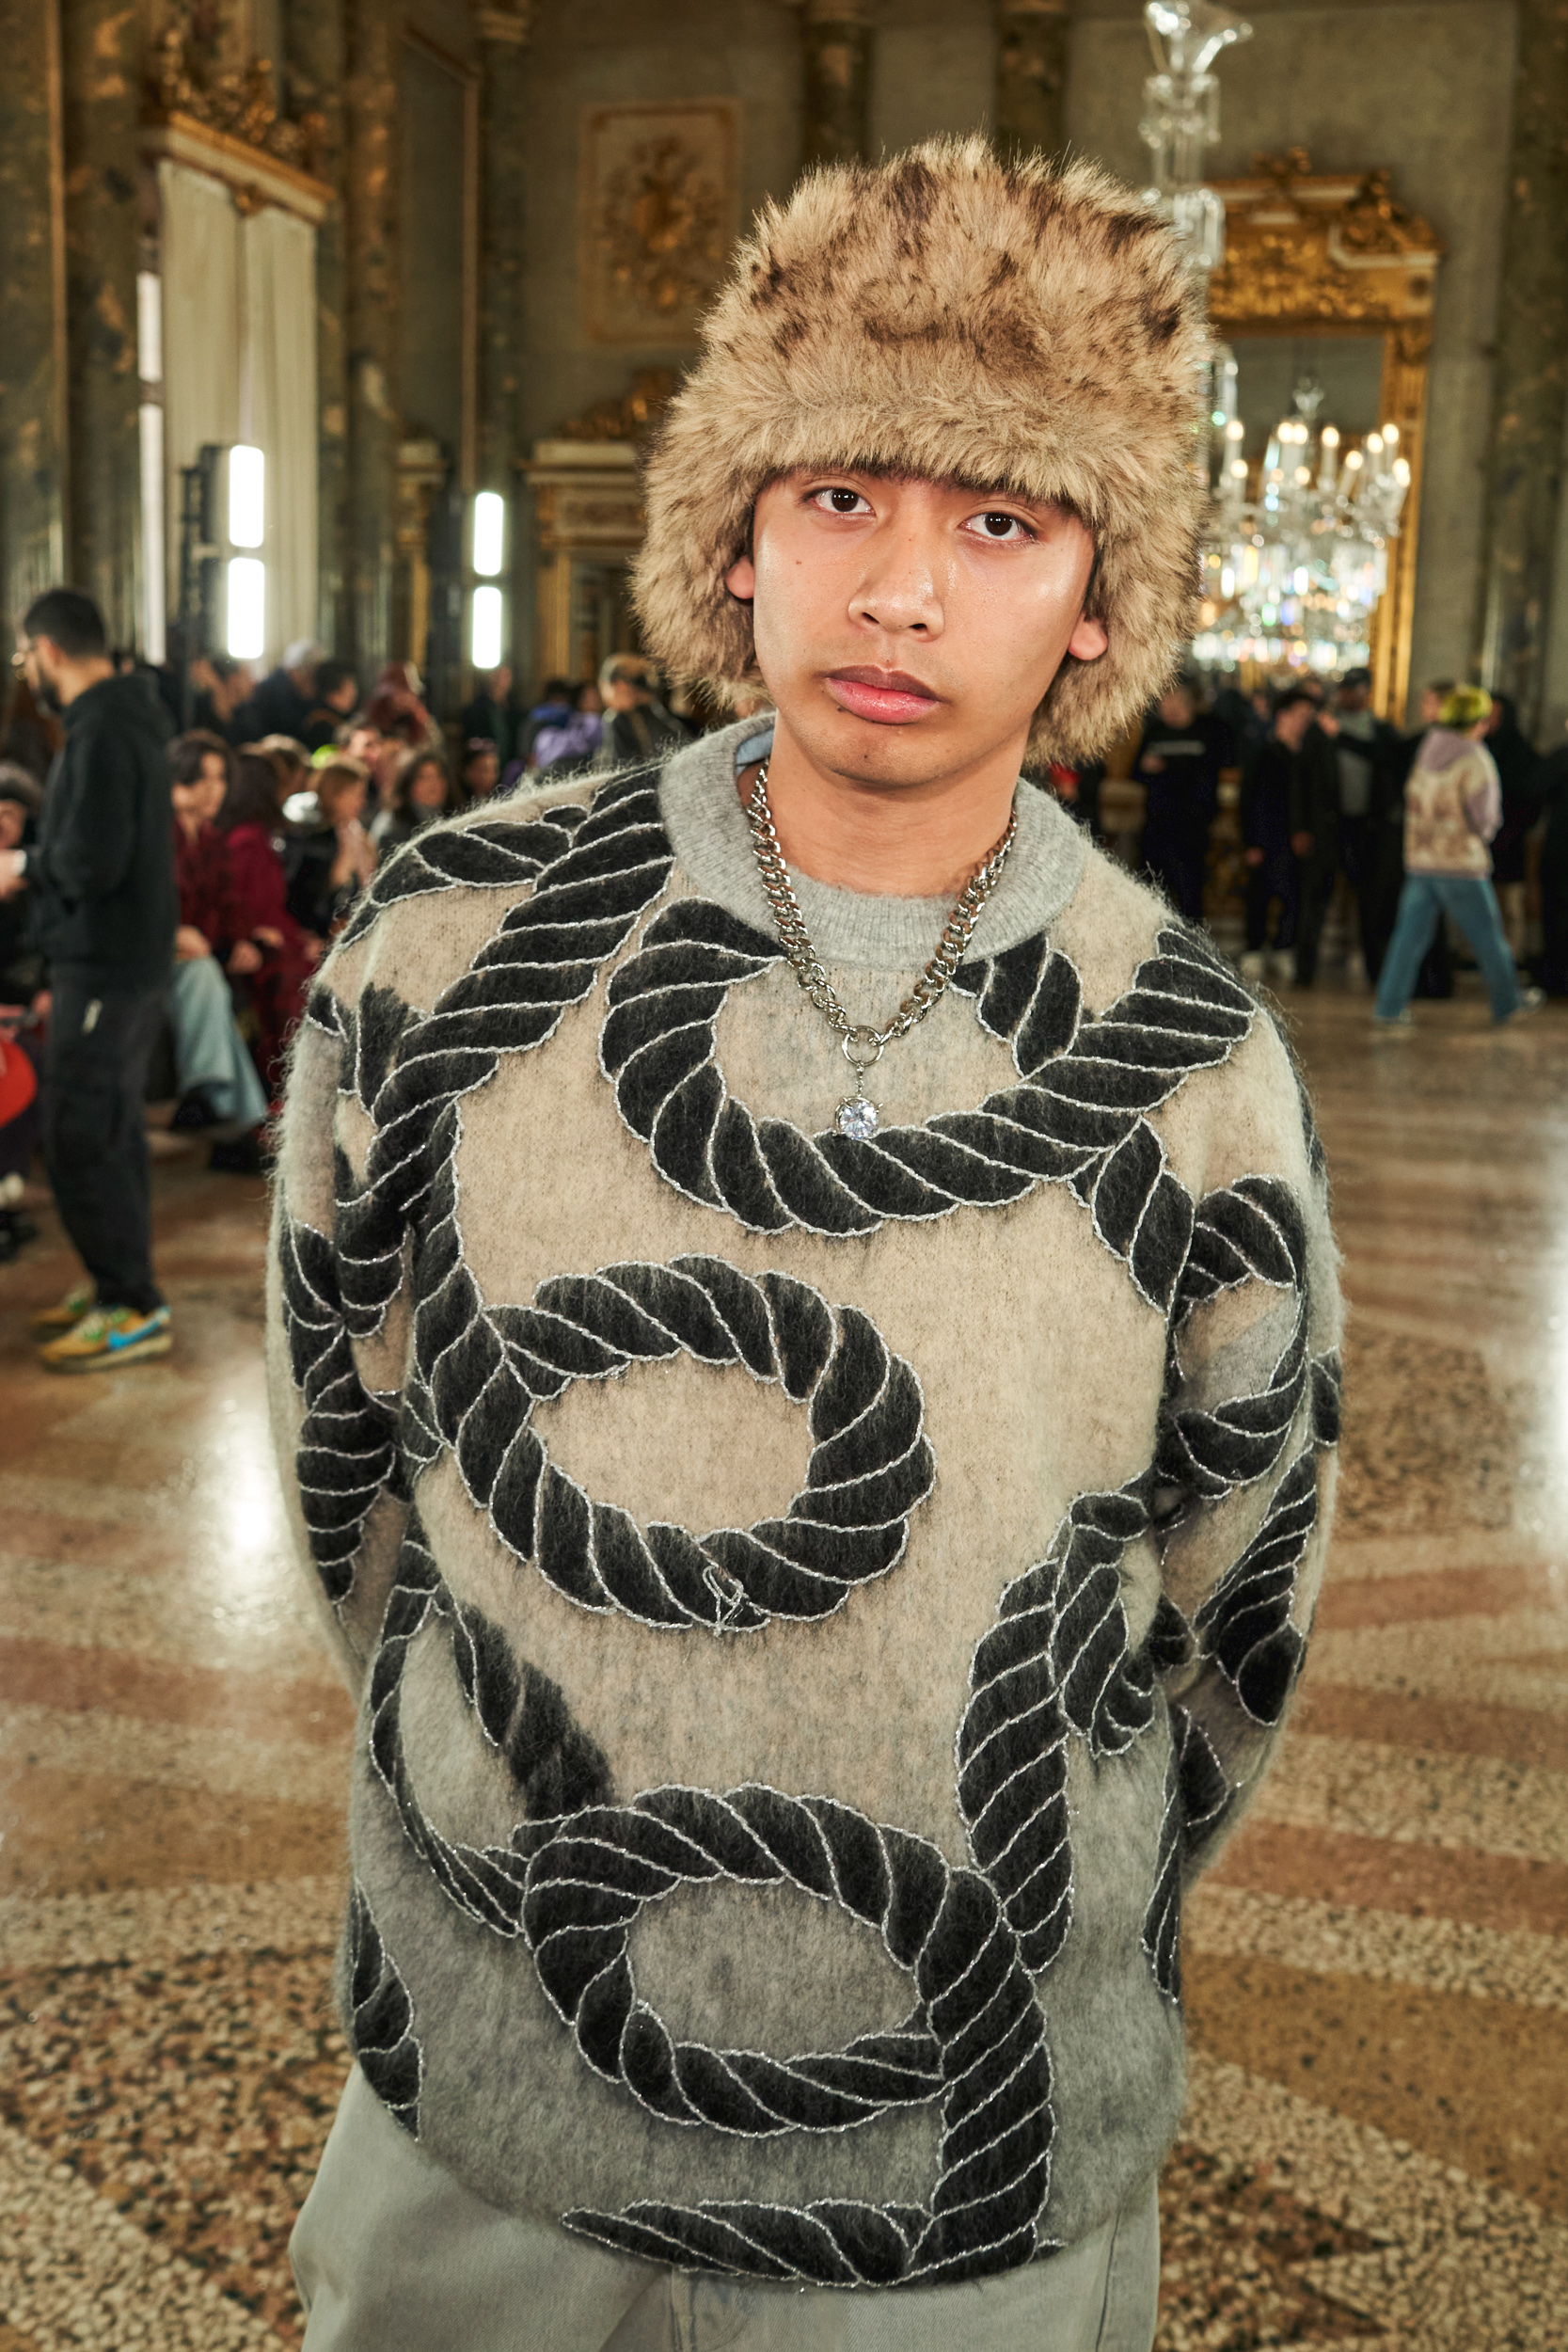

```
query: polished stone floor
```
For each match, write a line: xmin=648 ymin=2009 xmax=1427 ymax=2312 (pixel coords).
xmin=2 ymin=983 xmax=1567 ymax=2348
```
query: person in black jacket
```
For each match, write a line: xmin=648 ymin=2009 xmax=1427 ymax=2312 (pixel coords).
xmin=1239 ymin=687 xmax=1316 ymax=979
xmin=1292 ymin=668 xmax=1406 ymax=986
xmin=1133 ymin=677 xmax=1228 ymax=920
xmin=1 ymin=588 xmax=177 ymax=1369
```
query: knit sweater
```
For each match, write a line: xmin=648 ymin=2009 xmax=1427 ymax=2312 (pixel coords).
xmin=268 ymin=719 xmax=1340 ymax=2289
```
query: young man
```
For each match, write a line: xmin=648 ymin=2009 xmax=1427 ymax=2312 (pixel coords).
xmin=273 ymin=141 xmax=1339 ymax=2350
xmin=1238 ymin=687 xmax=1317 ymax=981
xmin=2 ymin=587 xmax=177 ymax=1368
xmin=1133 ymin=676 xmax=1228 ymax=920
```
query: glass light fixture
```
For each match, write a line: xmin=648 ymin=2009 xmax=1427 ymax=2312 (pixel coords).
xmin=228 ymin=445 xmax=265 ymax=550
xmin=471 ymin=584 xmax=503 ymax=671
xmin=227 ymin=556 xmax=266 ymax=660
xmin=473 ymin=492 xmax=505 ymax=579
xmin=1138 ymin=3 xmax=1252 ymax=277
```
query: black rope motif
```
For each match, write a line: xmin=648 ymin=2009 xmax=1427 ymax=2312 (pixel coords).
xmin=1173 ymin=1174 xmax=1307 ymax=1326
xmin=345 ymin=1882 xmax=422 ymax=2134
xmin=1141 ymin=1706 xmax=1229 ymax=2003
xmin=1158 ymin=1303 xmax=1309 ymax=1503
xmin=600 ymin=912 xmax=1255 ymax=1311
xmin=276 ymin=1206 xmax=399 ymax=1602
xmin=956 ymin=1486 xmax=1190 ymax=1975
xmin=1195 ymin=1450 xmax=1320 ymax=1727
xmin=337 ymin=804 xmax=591 ymax=948
xmin=331 ymin=771 xmax=673 ymax=1343
xmin=400 ymin=1205 xmax=935 ymax=1630
xmin=361 ymin=1524 xmax=1053 ymax=2286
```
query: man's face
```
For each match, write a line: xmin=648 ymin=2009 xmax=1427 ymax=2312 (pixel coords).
xmin=725 ymin=471 xmax=1105 ymax=790
xmin=327 ymin=675 xmax=357 ymax=714
xmin=345 ymin=725 xmax=380 ymax=767
xmin=604 ymin=675 xmax=639 ymax=713
xmin=0 ymin=802 xmax=24 ymax=851
xmin=1338 ymin=681 xmax=1370 ymax=714
xmin=1157 ymin=688 xmax=1195 ymax=728
xmin=466 ymin=748 xmax=499 ymax=796
xmin=1419 ymin=688 xmax=1444 ymax=727
xmin=15 ymin=632 xmax=56 ymax=707
xmin=1275 ymin=700 xmax=1313 ymax=751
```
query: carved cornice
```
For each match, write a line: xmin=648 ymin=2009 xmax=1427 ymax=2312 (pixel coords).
xmin=547 ymin=368 xmax=679 ymax=447
xmin=144 ymin=18 xmax=329 ymax=185
xmin=476 ymin=3 xmax=534 ymax=44
xmin=1208 ymin=153 xmax=1442 ymax=332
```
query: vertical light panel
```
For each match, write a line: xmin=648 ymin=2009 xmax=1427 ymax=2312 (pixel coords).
xmin=229 ymin=444 xmax=265 ymax=549
xmin=473 ymin=491 xmax=505 ymax=577
xmin=227 ymin=557 xmax=266 ymax=659
xmin=138 ymin=404 xmax=166 ymax=664
xmin=470 ymin=584 xmax=502 ymax=669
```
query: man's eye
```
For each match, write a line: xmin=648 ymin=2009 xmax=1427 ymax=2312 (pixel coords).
xmin=971 ymin=512 xmax=1030 ymax=541
xmin=813 ymin=487 xmax=868 ymax=515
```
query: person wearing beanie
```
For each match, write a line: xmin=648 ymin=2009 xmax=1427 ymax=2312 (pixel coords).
xmin=273 ymin=141 xmax=1340 ymax=2350
xmin=1372 ymin=683 xmax=1544 ymax=1027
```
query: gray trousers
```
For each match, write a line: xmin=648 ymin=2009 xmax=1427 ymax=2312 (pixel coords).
xmin=168 ymin=955 xmax=268 ymax=1127
xmin=293 ymin=2068 xmax=1160 ymax=2352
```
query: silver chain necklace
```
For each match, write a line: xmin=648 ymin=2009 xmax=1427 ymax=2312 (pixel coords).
xmin=744 ymin=761 xmax=1017 ymax=1140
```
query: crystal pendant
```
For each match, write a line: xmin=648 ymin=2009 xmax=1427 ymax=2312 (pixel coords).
xmin=836 ymin=1093 xmax=879 ymax=1140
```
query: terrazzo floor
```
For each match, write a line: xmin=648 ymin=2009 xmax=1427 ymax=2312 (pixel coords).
xmin=3 ymin=980 xmax=1567 ymax=2348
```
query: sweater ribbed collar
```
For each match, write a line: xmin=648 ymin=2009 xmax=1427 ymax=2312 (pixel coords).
xmin=657 ymin=718 xmax=1087 ymax=971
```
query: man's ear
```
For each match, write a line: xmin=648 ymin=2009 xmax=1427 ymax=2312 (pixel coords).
xmin=1067 ymin=612 xmax=1109 ymax=661
xmin=725 ymin=550 xmax=756 ymax=602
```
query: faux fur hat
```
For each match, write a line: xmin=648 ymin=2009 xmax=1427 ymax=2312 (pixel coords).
xmin=634 ymin=137 xmax=1210 ymax=762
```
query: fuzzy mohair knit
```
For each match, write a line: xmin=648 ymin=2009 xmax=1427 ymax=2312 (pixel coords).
xmin=268 ymin=728 xmax=1342 ymax=2294
xmin=635 ymin=138 xmax=1210 ymax=762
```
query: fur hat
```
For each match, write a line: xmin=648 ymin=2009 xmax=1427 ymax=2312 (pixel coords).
xmin=635 ymin=137 xmax=1210 ymax=762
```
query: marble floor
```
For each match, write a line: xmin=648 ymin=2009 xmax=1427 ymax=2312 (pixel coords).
xmin=3 ymin=982 xmax=1567 ymax=2348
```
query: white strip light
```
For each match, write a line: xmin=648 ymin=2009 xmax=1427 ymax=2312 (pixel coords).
xmin=470 ymin=584 xmax=503 ymax=671
xmin=227 ymin=557 xmax=266 ymax=660
xmin=473 ymin=491 xmax=505 ymax=577
xmin=229 ymin=444 xmax=265 ymax=549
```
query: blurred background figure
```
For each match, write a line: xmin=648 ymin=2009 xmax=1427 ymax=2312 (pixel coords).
xmin=0 ymin=764 xmax=44 ymax=1260
xmin=364 ymin=660 xmax=436 ymax=748
xmin=218 ymin=749 xmax=318 ymax=1102
xmin=460 ymin=738 xmax=502 ymax=802
xmin=285 ymin=755 xmax=376 ymax=950
xmin=166 ymin=732 xmax=269 ymax=1169
xmin=233 ymin=639 xmax=321 ymax=743
xmin=461 ymin=663 xmax=523 ymax=769
xmin=301 ymin=660 xmax=360 ymax=753
xmin=1295 ymin=665 xmax=1406 ymax=987
xmin=372 ymin=745 xmax=458 ymax=852
xmin=1483 ymin=691 xmax=1542 ymax=961
xmin=1135 ymin=675 xmax=1228 ymax=920
xmin=188 ymin=653 xmax=254 ymax=743
xmin=1239 ymin=686 xmax=1316 ymax=983
xmin=531 ymin=688 xmax=602 ymax=774
xmin=598 ymin=653 xmax=688 ymax=765
xmin=1373 ymin=685 xmax=1543 ymax=1027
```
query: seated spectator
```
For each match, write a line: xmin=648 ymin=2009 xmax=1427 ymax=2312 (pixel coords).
xmin=218 ymin=752 xmax=319 ymax=1100
xmin=233 ymin=640 xmax=321 ymax=742
xmin=189 ymin=653 xmax=254 ymax=743
xmin=0 ymin=765 xmax=45 ymax=1260
xmin=285 ymin=756 xmax=376 ymax=946
xmin=531 ymin=689 xmax=602 ymax=773
xmin=167 ymin=731 xmax=270 ymax=1168
xmin=301 ymin=660 xmax=359 ymax=753
xmin=461 ymin=738 xmax=501 ymax=803
xmin=518 ymin=676 xmax=576 ymax=769
xmin=598 ymin=654 xmax=689 ymax=766
xmin=461 ymin=664 xmax=521 ymax=768
xmin=372 ymin=746 xmax=460 ymax=853
xmin=364 ymin=660 xmax=436 ymax=749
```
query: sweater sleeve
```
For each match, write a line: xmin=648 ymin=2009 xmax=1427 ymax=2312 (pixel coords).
xmin=265 ymin=968 xmax=413 ymax=1691
xmin=1148 ymin=1018 xmax=1340 ymax=1888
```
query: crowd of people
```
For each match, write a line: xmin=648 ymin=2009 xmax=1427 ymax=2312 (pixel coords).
xmin=1 ymin=575 xmax=1562 ymax=1369
xmin=1118 ymin=663 xmax=1560 ymax=1024
xmin=0 ymin=590 xmax=702 ymax=1364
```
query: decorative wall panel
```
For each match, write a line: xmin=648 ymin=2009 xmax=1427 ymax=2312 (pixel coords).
xmin=578 ymin=101 xmax=738 ymax=347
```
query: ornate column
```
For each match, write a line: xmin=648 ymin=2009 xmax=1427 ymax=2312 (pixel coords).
xmin=0 ymin=0 xmax=67 ymax=622
xmin=283 ymin=0 xmax=349 ymax=655
xmin=1475 ymin=0 xmax=1568 ymax=735
xmin=60 ymin=0 xmax=140 ymax=642
xmin=994 ymin=0 xmax=1069 ymax=166
xmin=342 ymin=0 xmax=400 ymax=676
xmin=800 ymin=0 xmax=873 ymax=173
xmin=477 ymin=3 xmax=532 ymax=677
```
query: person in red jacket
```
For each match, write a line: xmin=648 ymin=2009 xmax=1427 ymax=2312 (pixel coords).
xmin=217 ymin=749 xmax=320 ymax=1099
xmin=167 ymin=731 xmax=269 ymax=1163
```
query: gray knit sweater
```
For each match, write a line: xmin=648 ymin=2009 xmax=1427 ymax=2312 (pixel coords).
xmin=268 ymin=720 xmax=1340 ymax=2287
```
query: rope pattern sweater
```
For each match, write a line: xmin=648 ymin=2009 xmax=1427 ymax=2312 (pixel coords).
xmin=268 ymin=720 xmax=1341 ymax=2287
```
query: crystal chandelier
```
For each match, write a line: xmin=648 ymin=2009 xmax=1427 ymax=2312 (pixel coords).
xmin=1138 ymin=1 xmax=1252 ymax=275
xmin=1195 ymin=383 xmax=1413 ymax=671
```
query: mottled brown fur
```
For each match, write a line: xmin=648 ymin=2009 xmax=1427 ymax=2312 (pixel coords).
xmin=635 ymin=137 xmax=1211 ymax=763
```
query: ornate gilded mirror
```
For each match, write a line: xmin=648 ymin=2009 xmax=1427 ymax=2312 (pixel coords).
xmin=1206 ymin=152 xmax=1443 ymax=723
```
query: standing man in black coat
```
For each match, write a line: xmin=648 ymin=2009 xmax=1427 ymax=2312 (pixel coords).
xmin=1293 ymin=667 xmax=1405 ymax=986
xmin=0 ymin=588 xmax=178 ymax=1369
xmin=1134 ymin=675 xmax=1228 ymax=920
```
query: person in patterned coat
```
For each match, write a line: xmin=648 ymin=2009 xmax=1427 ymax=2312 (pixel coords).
xmin=270 ymin=139 xmax=1340 ymax=2351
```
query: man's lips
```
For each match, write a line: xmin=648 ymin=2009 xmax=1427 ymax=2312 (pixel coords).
xmin=824 ymin=668 xmax=942 ymax=724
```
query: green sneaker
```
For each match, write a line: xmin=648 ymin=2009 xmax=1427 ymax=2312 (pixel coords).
xmin=38 ymin=1303 xmax=172 ymax=1373
xmin=29 ymin=1280 xmax=94 ymax=1336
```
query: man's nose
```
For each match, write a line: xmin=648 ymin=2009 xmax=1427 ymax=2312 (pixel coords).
xmin=847 ymin=524 xmax=945 ymax=636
